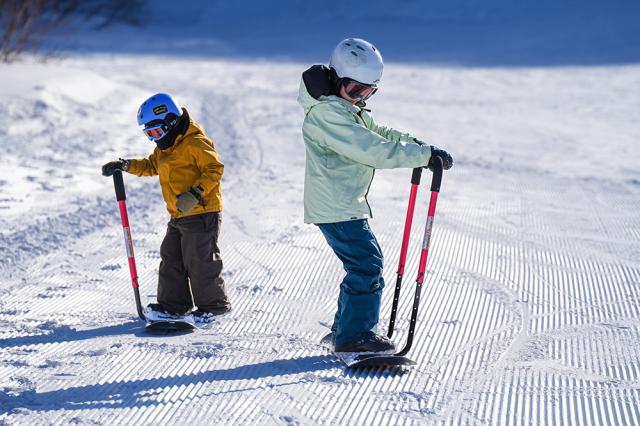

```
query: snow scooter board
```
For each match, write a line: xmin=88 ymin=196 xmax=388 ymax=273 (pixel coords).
xmin=145 ymin=314 xmax=219 ymax=331
xmin=146 ymin=319 xmax=197 ymax=331
xmin=107 ymin=171 xmax=209 ymax=332
xmin=319 ymin=160 xmax=445 ymax=369
xmin=143 ymin=308 xmax=221 ymax=331
xmin=320 ymin=333 xmax=416 ymax=368
xmin=113 ymin=170 xmax=228 ymax=331
xmin=335 ymin=352 xmax=416 ymax=368
xmin=143 ymin=308 xmax=198 ymax=331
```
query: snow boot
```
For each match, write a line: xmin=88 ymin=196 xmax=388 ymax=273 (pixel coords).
xmin=192 ymin=306 xmax=231 ymax=326
xmin=144 ymin=303 xmax=190 ymax=321
xmin=335 ymin=333 xmax=396 ymax=354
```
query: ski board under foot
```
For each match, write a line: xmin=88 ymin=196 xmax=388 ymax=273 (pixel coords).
xmin=143 ymin=308 xmax=198 ymax=331
xmin=335 ymin=352 xmax=416 ymax=368
xmin=145 ymin=319 xmax=197 ymax=331
xmin=319 ymin=332 xmax=416 ymax=369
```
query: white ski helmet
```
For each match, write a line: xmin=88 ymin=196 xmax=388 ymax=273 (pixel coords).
xmin=329 ymin=38 xmax=384 ymax=86
xmin=137 ymin=93 xmax=183 ymax=141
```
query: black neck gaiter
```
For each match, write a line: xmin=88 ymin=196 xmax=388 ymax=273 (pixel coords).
xmin=155 ymin=109 xmax=190 ymax=150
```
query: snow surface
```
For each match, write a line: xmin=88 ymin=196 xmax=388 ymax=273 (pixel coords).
xmin=1 ymin=1 xmax=640 ymax=424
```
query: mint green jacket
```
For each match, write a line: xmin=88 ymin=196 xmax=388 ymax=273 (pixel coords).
xmin=297 ymin=79 xmax=433 ymax=224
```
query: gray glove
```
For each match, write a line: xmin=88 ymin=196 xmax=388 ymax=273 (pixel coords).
xmin=176 ymin=187 xmax=203 ymax=214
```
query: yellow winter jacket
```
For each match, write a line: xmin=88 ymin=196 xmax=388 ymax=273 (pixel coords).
xmin=127 ymin=117 xmax=224 ymax=218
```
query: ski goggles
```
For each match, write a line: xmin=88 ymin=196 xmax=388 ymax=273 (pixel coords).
xmin=342 ymin=79 xmax=377 ymax=101
xmin=142 ymin=120 xmax=169 ymax=141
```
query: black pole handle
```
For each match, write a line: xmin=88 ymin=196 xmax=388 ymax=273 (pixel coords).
xmin=113 ymin=170 xmax=126 ymax=201
xmin=411 ymin=167 xmax=422 ymax=185
xmin=428 ymin=156 xmax=443 ymax=192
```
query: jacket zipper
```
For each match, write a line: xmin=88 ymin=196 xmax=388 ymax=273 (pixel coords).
xmin=356 ymin=109 xmax=375 ymax=218
xmin=364 ymin=169 xmax=375 ymax=217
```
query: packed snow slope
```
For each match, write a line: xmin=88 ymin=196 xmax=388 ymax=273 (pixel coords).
xmin=1 ymin=1 xmax=640 ymax=425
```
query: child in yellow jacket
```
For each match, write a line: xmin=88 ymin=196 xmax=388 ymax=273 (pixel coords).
xmin=102 ymin=93 xmax=230 ymax=324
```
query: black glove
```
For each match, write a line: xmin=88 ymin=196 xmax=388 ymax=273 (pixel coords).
xmin=102 ymin=158 xmax=130 ymax=176
xmin=176 ymin=187 xmax=204 ymax=214
xmin=429 ymin=146 xmax=453 ymax=170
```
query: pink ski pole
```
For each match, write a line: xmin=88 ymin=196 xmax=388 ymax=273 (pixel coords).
xmin=385 ymin=157 xmax=443 ymax=357
xmin=387 ymin=167 xmax=423 ymax=338
xmin=396 ymin=156 xmax=443 ymax=356
xmin=111 ymin=170 xmax=145 ymax=320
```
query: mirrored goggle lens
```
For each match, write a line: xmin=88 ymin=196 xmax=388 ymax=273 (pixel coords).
xmin=143 ymin=125 xmax=166 ymax=140
xmin=344 ymin=81 xmax=377 ymax=100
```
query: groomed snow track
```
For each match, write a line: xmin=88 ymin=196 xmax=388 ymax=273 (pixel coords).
xmin=2 ymin=169 xmax=639 ymax=424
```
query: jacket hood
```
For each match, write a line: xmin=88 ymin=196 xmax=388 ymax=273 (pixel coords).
xmin=179 ymin=116 xmax=206 ymax=142
xmin=159 ymin=109 xmax=205 ymax=152
xmin=297 ymin=65 xmax=361 ymax=115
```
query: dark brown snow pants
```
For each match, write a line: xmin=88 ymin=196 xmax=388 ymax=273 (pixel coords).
xmin=157 ymin=212 xmax=229 ymax=314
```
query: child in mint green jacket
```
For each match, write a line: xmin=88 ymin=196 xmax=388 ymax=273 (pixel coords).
xmin=297 ymin=38 xmax=453 ymax=353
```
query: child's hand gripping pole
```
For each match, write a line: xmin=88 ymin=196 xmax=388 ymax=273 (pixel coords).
xmin=112 ymin=170 xmax=145 ymax=320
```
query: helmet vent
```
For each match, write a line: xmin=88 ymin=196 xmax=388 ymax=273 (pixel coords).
xmin=329 ymin=38 xmax=383 ymax=86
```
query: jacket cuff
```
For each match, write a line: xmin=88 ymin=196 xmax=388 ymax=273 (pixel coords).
xmin=127 ymin=159 xmax=141 ymax=174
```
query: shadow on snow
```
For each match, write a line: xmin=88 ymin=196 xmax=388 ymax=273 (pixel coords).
xmin=0 ymin=352 xmax=406 ymax=414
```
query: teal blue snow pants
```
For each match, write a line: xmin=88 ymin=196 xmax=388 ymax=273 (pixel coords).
xmin=317 ymin=219 xmax=385 ymax=346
